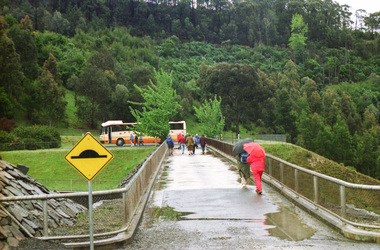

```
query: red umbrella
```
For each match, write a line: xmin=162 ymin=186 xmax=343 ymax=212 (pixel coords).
xmin=243 ymin=142 xmax=265 ymax=158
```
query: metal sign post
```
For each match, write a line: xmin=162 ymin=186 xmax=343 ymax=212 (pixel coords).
xmin=64 ymin=132 xmax=114 ymax=249
xmin=88 ymin=181 xmax=94 ymax=250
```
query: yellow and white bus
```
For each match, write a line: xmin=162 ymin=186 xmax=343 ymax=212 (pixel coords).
xmin=100 ymin=120 xmax=186 ymax=146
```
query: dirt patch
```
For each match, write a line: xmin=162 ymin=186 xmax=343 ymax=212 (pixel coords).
xmin=11 ymin=238 xmax=68 ymax=249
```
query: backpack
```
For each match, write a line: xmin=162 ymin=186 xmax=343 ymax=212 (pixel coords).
xmin=239 ymin=151 xmax=250 ymax=164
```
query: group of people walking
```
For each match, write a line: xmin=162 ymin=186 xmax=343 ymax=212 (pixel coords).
xmin=166 ymin=133 xmax=207 ymax=156
xmin=129 ymin=133 xmax=144 ymax=147
xmin=166 ymin=134 xmax=265 ymax=195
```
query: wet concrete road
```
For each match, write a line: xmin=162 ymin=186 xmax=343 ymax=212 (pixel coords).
xmin=122 ymin=148 xmax=380 ymax=249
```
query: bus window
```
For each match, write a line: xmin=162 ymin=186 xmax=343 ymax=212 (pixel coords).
xmin=170 ymin=123 xmax=184 ymax=130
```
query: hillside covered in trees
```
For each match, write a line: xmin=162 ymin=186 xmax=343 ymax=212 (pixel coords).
xmin=0 ymin=0 xmax=379 ymax=179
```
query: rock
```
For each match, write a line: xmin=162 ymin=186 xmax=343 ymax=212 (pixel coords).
xmin=20 ymin=221 xmax=35 ymax=235
xmin=7 ymin=237 xmax=19 ymax=247
xmin=18 ymin=181 xmax=34 ymax=192
xmin=8 ymin=204 xmax=28 ymax=221
xmin=0 ymin=181 xmax=6 ymax=190
xmin=0 ymin=160 xmax=87 ymax=246
xmin=0 ymin=226 xmax=8 ymax=239
xmin=21 ymin=218 xmax=39 ymax=230
xmin=16 ymin=165 xmax=29 ymax=175
xmin=0 ymin=173 xmax=10 ymax=185
xmin=0 ymin=218 xmax=10 ymax=227
xmin=5 ymin=186 xmax=25 ymax=197
xmin=6 ymin=225 xmax=24 ymax=241
xmin=55 ymin=208 xmax=70 ymax=219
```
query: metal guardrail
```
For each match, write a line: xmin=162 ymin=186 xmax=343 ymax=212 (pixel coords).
xmin=35 ymin=179 xmax=121 ymax=192
xmin=214 ymin=134 xmax=287 ymax=144
xmin=206 ymin=138 xmax=380 ymax=238
xmin=0 ymin=142 xmax=167 ymax=247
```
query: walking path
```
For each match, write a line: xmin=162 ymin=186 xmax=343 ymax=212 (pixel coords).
xmin=121 ymin=147 xmax=379 ymax=249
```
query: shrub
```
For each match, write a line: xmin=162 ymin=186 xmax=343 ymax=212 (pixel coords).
xmin=5 ymin=126 xmax=61 ymax=151
xmin=22 ymin=138 xmax=40 ymax=150
xmin=0 ymin=131 xmax=14 ymax=151
xmin=0 ymin=130 xmax=13 ymax=143
xmin=0 ymin=118 xmax=16 ymax=132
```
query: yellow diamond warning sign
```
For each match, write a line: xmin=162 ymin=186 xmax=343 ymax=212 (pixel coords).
xmin=65 ymin=132 xmax=114 ymax=181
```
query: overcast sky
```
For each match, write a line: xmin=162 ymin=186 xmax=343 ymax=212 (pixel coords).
xmin=333 ymin=0 xmax=380 ymax=15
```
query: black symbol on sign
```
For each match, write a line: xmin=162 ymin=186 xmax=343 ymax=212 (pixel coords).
xmin=71 ymin=150 xmax=107 ymax=159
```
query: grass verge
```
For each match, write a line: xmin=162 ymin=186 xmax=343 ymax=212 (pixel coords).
xmin=263 ymin=143 xmax=380 ymax=185
xmin=0 ymin=147 xmax=155 ymax=190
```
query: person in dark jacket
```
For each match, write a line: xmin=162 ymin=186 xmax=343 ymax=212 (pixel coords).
xmin=166 ymin=135 xmax=174 ymax=156
xmin=135 ymin=135 xmax=138 ymax=146
xmin=199 ymin=134 xmax=207 ymax=154
xmin=236 ymin=156 xmax=251 ymax=188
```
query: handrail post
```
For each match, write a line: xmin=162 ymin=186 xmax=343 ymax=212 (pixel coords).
xmin=295 ymin=169 xmax=299 ymax=193
xmin=268 ymin=158 xmax=272 ymax=176
xmin=123 ymin=192 xmax=127 ymax=226
xmin=314 ymin=176 xmax=318 ymax=204
xmin=43 ymin=199 xmax=48 ymax=237
xmin=280 ymin=163 xmax=284 ymax=183
xmin=340 ymin=185 xmax=346 ymax=218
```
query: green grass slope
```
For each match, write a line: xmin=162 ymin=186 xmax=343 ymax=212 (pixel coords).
xmin=1 ymin=147 xmax=155 ymax=190
xmin=263 ymin=143 xmax=380 ymax=185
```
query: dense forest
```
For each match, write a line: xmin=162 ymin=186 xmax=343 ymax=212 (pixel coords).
xmin=0 ymin=0 xmax=379 ymax=179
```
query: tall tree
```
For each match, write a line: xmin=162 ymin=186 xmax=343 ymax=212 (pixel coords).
xmin=289 ymin=13 xmax=308 ymax=63
xmin=193 ymin=95 xmax=225 ymax=137
xmin=76 ymin=65 xmax=111 ymax=129
xmin=198 ymin=63 xmax=259 ymax=136
xmin=31 ymin=68 xmax=67 ymax=126
xmin=331 ymin=115 xmax=355 ymax=166
xmin=0 ymin=16 xmax=23 ymax=108
xmin=43 ymin=53 xmax=62 ymax=85
xmin=274 ymin=88 xmax=297 ymax=141
xmin=7 ymin=15 xmax=39 ymax=80
xmin=364 ymin=12 xmax=380 ymax=35
xmin=129 ymin=69 xmax=181 ymax=142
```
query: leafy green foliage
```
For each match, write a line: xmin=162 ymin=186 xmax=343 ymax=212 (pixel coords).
xmin=129 ymin=69 xmax=181 ymax=142
xmin=289 ymin=14 xmax=308 ymax=62
xmin=193 ymin=95 xmax=225 ymax=137
xmin=76 ymin=63 xmax=111 ymax=129
xmin=7 ymin=17 xmax=39 ymax=80
xmin=0 ymin=126 xmax=61 ymax=151
xmin=198 ymin=63 xmax=260 ymax=135
xmin=30 ymin=68 xmax=67 ymax=126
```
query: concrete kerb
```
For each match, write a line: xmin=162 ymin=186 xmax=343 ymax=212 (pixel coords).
xmin=64 ymin=145 xmax=168 ymax=249
xmin=207 ymin=145 xmax=380 ymax=244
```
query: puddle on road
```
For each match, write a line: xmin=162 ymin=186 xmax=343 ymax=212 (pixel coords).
xmin=143 ymin=204 xmax=315 ymax=241
xmin=265 ymin=207 xmax=315 ymax=241
xmin=142 ymin=206 xmax=195 ymax=228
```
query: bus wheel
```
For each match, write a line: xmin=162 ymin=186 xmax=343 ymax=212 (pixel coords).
xmin=116 ymin=139 xmax=124 ymax=146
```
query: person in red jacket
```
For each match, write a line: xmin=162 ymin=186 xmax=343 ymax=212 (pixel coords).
xmin=178 ymin=134 xmax=186 ymax=154
xmin=244 ymin=143 xmax=266 ymax=195
xmin=177 ymin=133 xmax=182 ymax=149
